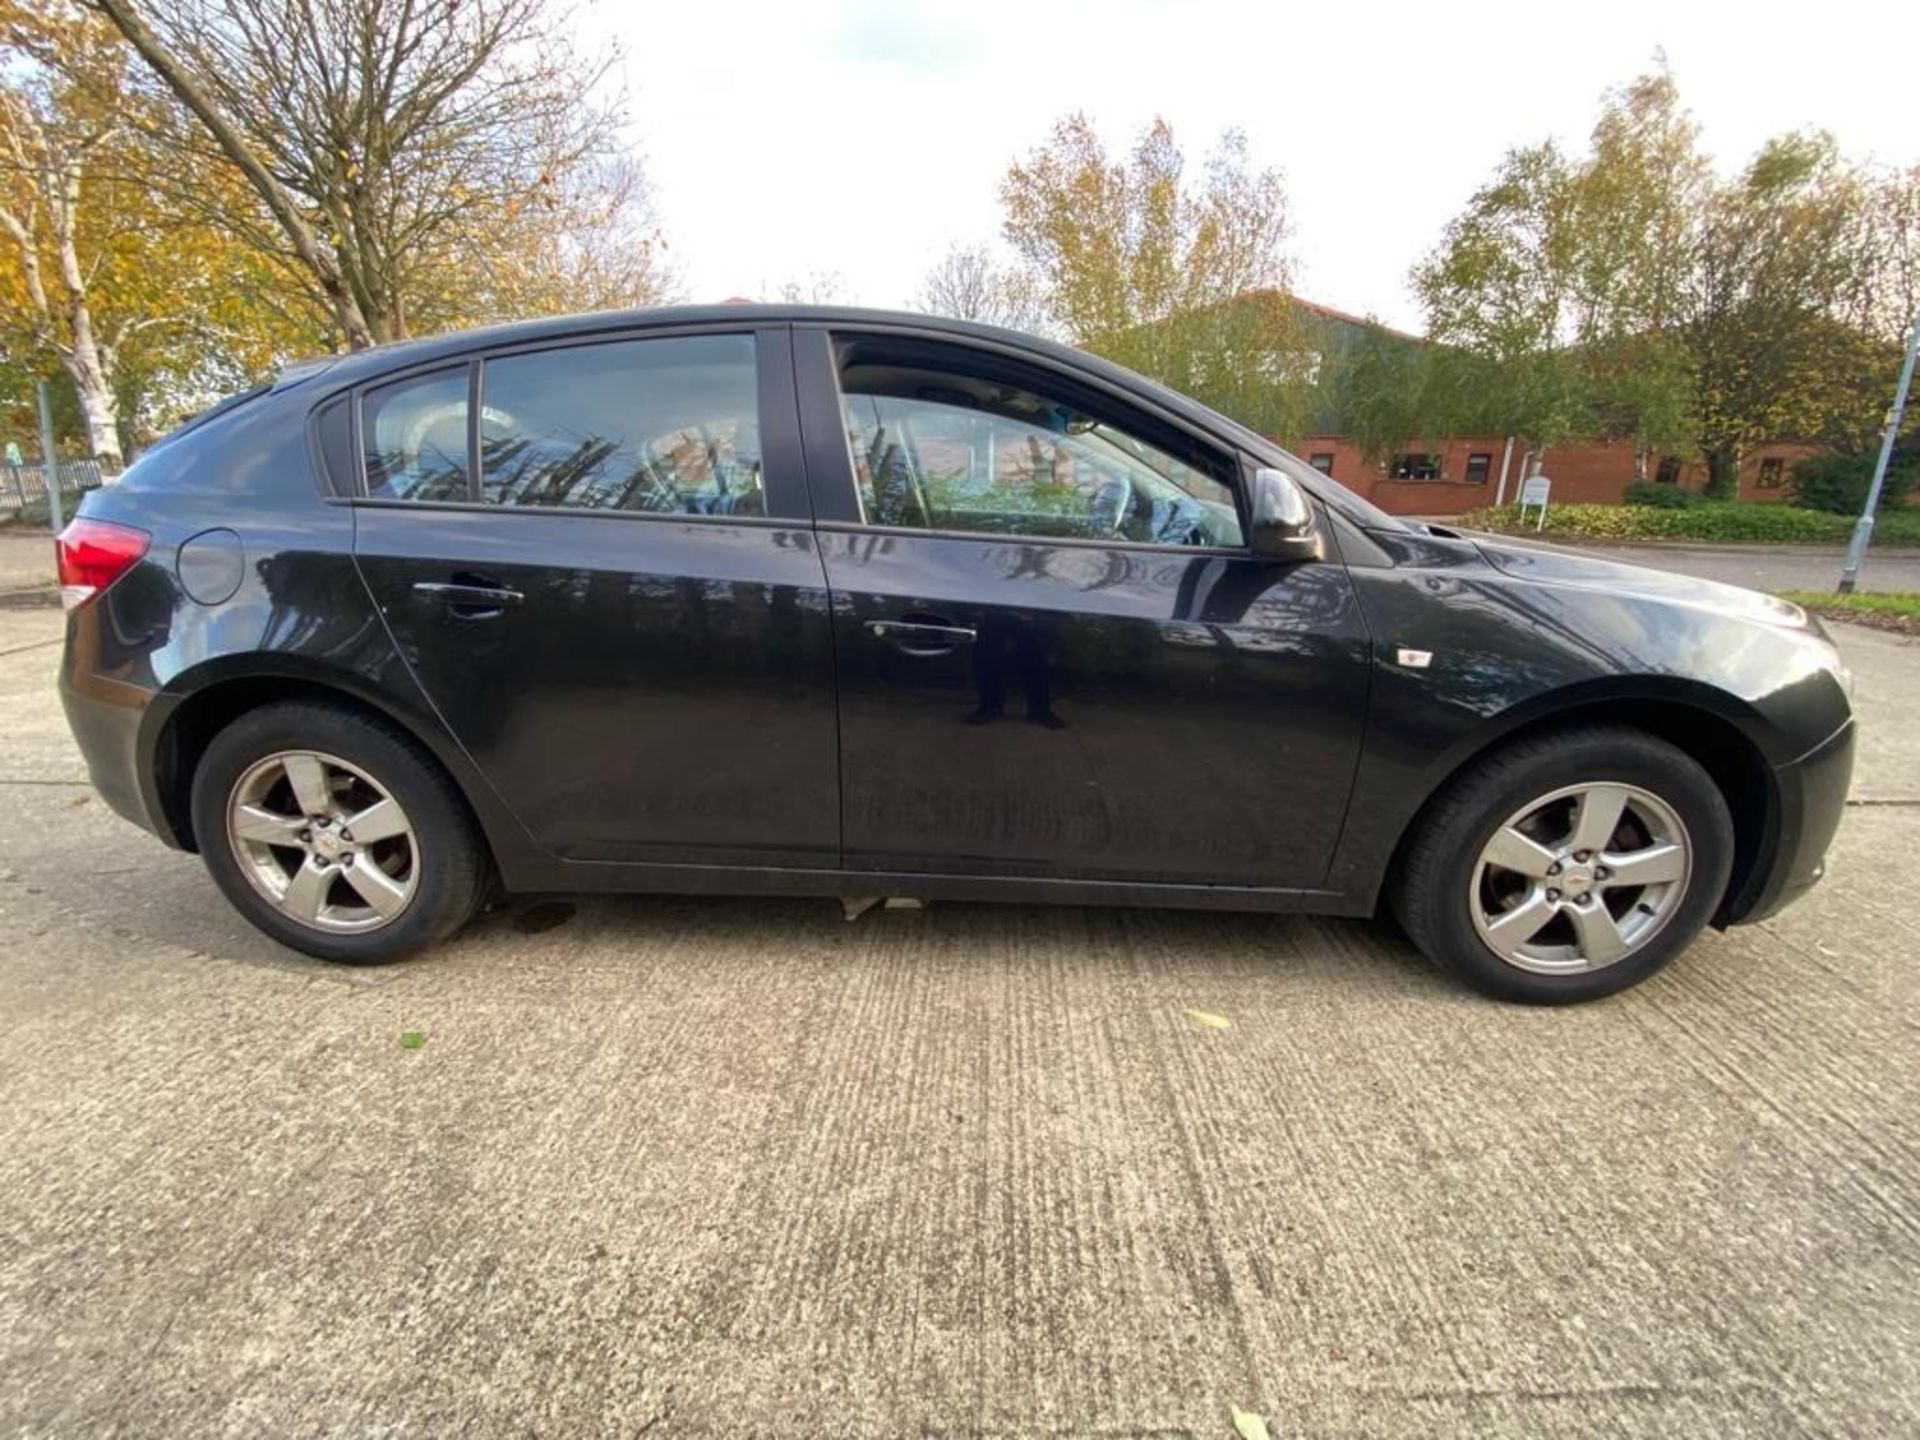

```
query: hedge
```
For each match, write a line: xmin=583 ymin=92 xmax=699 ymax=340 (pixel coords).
xmin=1457 ymin=502 xmax=1920 ymax=547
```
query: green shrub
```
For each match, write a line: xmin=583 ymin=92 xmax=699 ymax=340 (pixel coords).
xmin=1789 ymin=451 xmax=1916 ymax=515
xmin=1458 ymin=501 xmax=1920 ymax=547
xmin=1621 ymin=480 xmax=1702 ymax=509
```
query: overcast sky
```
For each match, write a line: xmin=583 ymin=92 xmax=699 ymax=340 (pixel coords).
xmin=584 ymin=0 xmax=1918 ymax=333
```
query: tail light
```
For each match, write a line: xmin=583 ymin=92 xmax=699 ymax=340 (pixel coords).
xmin=55 ymin=518 xmax=150 ymax=612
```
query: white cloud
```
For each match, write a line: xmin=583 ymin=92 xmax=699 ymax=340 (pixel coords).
xmin=582 ymin=0 xmax=1920 ymax=331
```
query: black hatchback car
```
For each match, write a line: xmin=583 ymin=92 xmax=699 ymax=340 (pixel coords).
xmin=57 ymin=305 xmax=1855 ymax=1002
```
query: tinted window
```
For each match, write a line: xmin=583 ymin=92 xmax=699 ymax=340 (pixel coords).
xmin=478 ymin=335 xmax=763 ymax=516
xmin=839 ymin=365 xmax=1241 ymax=547
xmin=362 ymin=367 xmax=470 ymax=501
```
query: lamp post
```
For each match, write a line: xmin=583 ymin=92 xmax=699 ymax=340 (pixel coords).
xmin=36 ymin=381 xmax=64 ymax=536
xmin=1838 ymin=310 xmax=1920 ymax=595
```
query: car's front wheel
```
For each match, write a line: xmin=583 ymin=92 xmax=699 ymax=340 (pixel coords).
xmin=1393 ymin=726 xmax=1735 ymax=1003
xmin=190 ymin=702 xmax=486 ymax=963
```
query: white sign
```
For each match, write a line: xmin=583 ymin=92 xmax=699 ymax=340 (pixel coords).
xmin=1520 ymin=475 xmax=1552 ymax=506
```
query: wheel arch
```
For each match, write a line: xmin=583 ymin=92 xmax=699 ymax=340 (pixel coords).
xmin=143 ymin=656 xmax=524 ymax=861
xmin=1380 ymin=688 xmax=1779 ymax=928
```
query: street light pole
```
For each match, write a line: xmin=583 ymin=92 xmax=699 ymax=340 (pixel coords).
xmin=36 ymin=380 xmax=64 ymax=536
xmin=1838 ymin=309 xmax=1920 ymax=595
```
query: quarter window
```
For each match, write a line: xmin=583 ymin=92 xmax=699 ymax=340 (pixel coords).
xmin=838 ymin=364 xmax=1242 ymax=548
xmin=478 ymin=335 xmax=763 ymax=515
xmin=361 ymin=367 xmax=471 ymax=502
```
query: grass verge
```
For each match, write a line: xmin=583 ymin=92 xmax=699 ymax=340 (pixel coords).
xmin=1460 ymin=502 xmax=1920 ymax=547
xmin=1778 ymin=590 xmax=1920 ymax=637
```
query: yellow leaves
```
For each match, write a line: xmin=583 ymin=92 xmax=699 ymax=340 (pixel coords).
xmin=1183 ymin=1008 xmax=1232 ymax=1030
xmin=1232 ymin=1405 xmax=1273 ymax=1439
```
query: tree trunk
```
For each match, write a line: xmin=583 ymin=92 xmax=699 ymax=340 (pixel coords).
xmin=67 ymin=365 xmax=122 ymax=469
xmin=61 ymin=299 xmax=123 ymax=469
xmin=1703 ymin=446 xmax=1740 ymax=500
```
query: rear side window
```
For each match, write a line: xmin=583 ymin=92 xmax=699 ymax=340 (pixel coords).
xmin=362 ymin=367 xmax=470 ymax=501
xmin=477 ymin=334 xmax=763 ymax=516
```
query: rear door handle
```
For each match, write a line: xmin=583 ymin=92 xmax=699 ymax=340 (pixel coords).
xmin=412 ymin=580 xmax=525 ymax=616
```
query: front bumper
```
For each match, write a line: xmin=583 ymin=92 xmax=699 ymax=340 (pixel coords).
xmin=1730 ymin=718 xmax=1855 ymax=924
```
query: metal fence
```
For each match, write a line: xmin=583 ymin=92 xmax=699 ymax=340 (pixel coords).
xmin=1 ymin=458 xmax=112 ymax=513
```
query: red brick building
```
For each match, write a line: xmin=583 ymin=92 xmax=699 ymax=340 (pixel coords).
xmin=1274 ymin=296 xmax=1821 ymax=516
xmin=1299 ymin=433 xmax=1822 ymax=516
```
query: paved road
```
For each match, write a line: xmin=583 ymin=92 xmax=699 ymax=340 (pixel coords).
xmin=1 ymin=608 xmax=1916 ymax=1437
xmin=1510 ymin=536 xmax=1920 ymax=595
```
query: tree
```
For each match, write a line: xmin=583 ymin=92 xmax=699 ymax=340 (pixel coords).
xmin=1564 ymin=68 xmax=1707 ymax=476
xmin=0 ymin=1 xmax=332 ymax=459
xmin=1413 ymin=141 xmax=1591 ymax=474
xmin=0 ymin=2 xmax=141 ymax=462
xmin=914 ymin=243 xmax=1045 ymax=332
xmin=91 ymin=0 xmax=668 ymax=350
xmin=1417 ymin=67 xmax=1900 ymax=499
xmin=1000 ymin=115 xmax=1309 ymax=434
xmin=1684 ymin=133 xmax=1884 ymax=494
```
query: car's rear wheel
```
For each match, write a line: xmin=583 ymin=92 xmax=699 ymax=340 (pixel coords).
xmin=190 ymin=702 xmax=486 ymax=963
xmin=1393 ymin=727 xmax=1735 ymax=1003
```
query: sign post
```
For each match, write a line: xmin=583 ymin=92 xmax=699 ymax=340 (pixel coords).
xmin=1519 ymin=473 xmax=1551 ymax=533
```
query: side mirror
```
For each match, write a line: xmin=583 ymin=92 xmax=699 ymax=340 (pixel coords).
xmin=1248 ymin=466 xmax=1323 ymax=561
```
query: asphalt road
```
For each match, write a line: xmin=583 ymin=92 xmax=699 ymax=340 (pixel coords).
xmin=2 ymin=605 xmax=1918 ymax=1436
xmin=1523 ymin=538 xmax=1920 ymax=595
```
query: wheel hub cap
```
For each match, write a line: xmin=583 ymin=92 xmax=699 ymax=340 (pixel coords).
xmin=1468 ymin=781 xmax=1692 ymax=975
xmin=226 ymin=749 xmax=419 ymax=935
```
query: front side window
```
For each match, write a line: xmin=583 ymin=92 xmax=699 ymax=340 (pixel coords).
xmin=362 ymin=367 xmax=470 ymax=501
xmin=478 ymin=335 xmax=763 ymax=516
xmin=838 ymin=363 xmax=1242 ymax=548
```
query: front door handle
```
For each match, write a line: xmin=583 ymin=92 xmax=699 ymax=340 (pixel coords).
xmin=866 ymin=618 xmax=977 ymax=655
xmin=412 ymin=580 xmax=525 ymax=617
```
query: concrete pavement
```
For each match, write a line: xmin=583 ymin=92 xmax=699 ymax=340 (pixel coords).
xmin=0 ymin=607 xmax=1916 ymax=1437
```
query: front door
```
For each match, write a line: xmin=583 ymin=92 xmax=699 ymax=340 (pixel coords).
xmin=351 ymin=327 xmax=839 ymax=867
xmin=797 ymin=328 xmax=1372 ymax=889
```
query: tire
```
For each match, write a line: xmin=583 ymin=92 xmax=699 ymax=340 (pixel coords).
xmin=190 ymin=701 xmax=487 ymax=964
xmin=1392 ymin=726 xmax=1734 ymax=1004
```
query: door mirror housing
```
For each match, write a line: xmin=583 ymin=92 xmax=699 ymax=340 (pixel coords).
xmin=1248 ymin=466 xmax=1323 ymax=561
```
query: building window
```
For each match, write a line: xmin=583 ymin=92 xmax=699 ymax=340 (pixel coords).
xmin=1389 ymin=453 xmax=1442 ymax=481
xmin=1655 ymin=456 xmax=1682 ymax=485
xmin=1309 ymin=453 xmax=1335 ymax=475
xmin=1757 ymin=457 xmax=1785 ymax=489
xmin=1464 ymin=452 xmax=1492 ymax=484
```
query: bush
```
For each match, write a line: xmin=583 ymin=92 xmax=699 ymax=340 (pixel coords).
xmin=1458 ymin=501 xmax=1920 ymax=547
xmin=1789 ymin=451 xmax=1916 ymax=515
xmin=1621 ymin=480 xmax=1703 ymax=509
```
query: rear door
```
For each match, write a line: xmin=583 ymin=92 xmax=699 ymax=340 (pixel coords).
xmin=349 ymin=325 xmax=840 ymax=867
xmin=794 ymin=326 xmax=1373 ymax=889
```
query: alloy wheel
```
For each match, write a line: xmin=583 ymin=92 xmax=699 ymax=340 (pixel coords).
xmin=226 ymin=749 xmax=419 ymax=933
xmin=1469 ymin=782 xmax=1692 ymax=975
